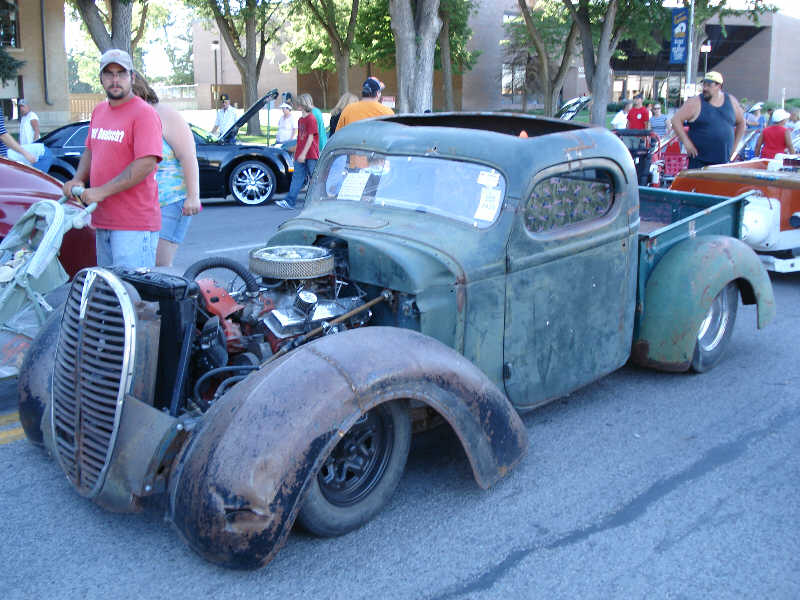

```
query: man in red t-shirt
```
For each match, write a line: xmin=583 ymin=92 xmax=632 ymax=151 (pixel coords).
xmin=277 ymin=93 xmax=319 ymax=209
xmin=627 ymin=95 xmax=650 ymax=130
xmin=62 ymin=48 xmax=163 ymax=268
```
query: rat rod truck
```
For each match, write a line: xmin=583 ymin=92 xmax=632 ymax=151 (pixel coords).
xmin=18 ymin=113 xmax=774 ymax=570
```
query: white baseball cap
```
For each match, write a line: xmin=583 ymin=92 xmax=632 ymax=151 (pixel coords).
xmin=772 ymin=108 xmax=790 ymax=123
xmin=99 ymin=48 xmax=133 ymax=74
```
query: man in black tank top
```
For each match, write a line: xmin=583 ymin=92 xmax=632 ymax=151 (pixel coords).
xmin=670 ymin=71 xmax=746 ymax=169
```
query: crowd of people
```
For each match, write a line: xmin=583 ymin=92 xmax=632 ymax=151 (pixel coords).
xmin=0 ymin=44 xmax=397 ymax=270
xmin=611 ymin=70 xmax=798 ymax=168
xmin=7 ymin=52 xmax=799 ymax=270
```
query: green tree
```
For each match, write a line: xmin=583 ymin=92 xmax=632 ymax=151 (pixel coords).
xmin=563 ymin=0 xmax=664 ymax=125
xmin=186 ymin=0 xmax=287 ymax=135
xmin=438 ymin=0 xmax=479 ymax=111
xmin=69 ymin=0 xmax=150 ymax=54
xmin=0 ymin=46 xmax=24 ymax=86
xmin=283 ymin=12 xmax=337 ymax=107
xmin=684 ymin=0 xmax=775 ymax=81
xmin=506 ymin=0 xmax=577 ymax=116
xmin=294 ymin=0 xmax=361 ymax=98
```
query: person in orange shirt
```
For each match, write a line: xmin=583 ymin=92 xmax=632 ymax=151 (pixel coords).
xmin=335 ymin=77 xmax=394 ymax=131
xmin=755 ymin=108 xmax=794 ymax=159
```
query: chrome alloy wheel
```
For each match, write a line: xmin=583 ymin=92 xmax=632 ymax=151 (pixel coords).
xmin=229 ymin=160 xmax=276 ymax=205
xmin=697 ymin=287 xmax=732 ymax=353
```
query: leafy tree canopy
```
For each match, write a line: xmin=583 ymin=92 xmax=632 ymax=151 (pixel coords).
xmin=0 ymin=47 xmax=24 ymax=86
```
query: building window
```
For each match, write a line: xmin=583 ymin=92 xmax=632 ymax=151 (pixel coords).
xmin=524 ymin=169 xmax=615 ymax=233
xmin=0 ymin=0 xmax=19 ymax=48
xmin=501 ymin=63 xmax=526 ymax=97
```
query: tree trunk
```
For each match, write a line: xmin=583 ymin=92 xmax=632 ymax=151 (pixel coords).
xmin=549 ymin=22 xmax=579 ymax=116
xmin=438 ymin=11 xmax=454 ymax=111
xmin=301 ymin=0 xmax=359 ymax=99
xmin=75 ymin=0 xmax=132 ymax=53
xmin=390 ymin=0 xmax=415 ymax=113
xmin=334 ymin=49 xmax=350 ymax=99
xmin=390 ymin=0 xmax=442 ymax=113
xmin=564 ymin=0 xmax=618 ymax=125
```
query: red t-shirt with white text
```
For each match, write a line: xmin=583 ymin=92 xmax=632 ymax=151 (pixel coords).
xmin=87 ymin=95 xmax=162 ymax=231
xmin=296 ymin=112 xmax=319 ymax=160
xmin=627 ymin=106 xmax=649 ymax=129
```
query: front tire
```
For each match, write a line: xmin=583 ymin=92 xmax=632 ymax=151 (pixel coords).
xmin=297 ymin=400 xmax=411 ymax=537
xmin=228 ymin=160 xmax=276 ymax=206
xmin=691 ymin=282 xmax=738 ymax=373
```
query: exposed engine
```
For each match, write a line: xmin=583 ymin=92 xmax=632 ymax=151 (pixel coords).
xmin=109 ymin=241 xmax=390 ymax=417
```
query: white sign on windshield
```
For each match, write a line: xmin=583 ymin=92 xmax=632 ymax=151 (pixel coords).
xmin=474 ymin=188 xmax=502 ymax=222
xmin=337 ymin=171 xmax=371 ymax=201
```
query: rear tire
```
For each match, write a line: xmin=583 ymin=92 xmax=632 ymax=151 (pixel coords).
xmin=691 ymin=282 xmax=738 ymax=373
xmin=297 ymin=400 xmax=411 ymax=537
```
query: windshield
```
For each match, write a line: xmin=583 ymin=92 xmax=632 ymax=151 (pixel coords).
xmin=310 ymin=151 xmax=506 ymax=228
xmin=191 ymin=124 xmax=215 ymax=143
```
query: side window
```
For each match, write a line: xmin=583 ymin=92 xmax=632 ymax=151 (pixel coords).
xmin=524 ymin=168 xmax=615 ymax=233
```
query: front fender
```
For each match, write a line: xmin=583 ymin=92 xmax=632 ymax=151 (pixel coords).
xmin=167 ymin=326 xmax=527 ymax=569
xmin=632 ymin=235 xmax=775 ymax=371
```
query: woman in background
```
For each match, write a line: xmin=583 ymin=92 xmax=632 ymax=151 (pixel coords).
xmin=328 ymin=93 xmax=359 ymax=137
xmin=755 ymin=108 xmax=794 ymax=159
xmin=132 ymin=74 xmax=201 ymax=267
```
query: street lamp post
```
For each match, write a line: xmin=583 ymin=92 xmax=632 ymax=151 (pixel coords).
xmin=210 ymin=40 xmax=220 ymax=101
xmin=700 ymin=42 xmax=711 ymax=76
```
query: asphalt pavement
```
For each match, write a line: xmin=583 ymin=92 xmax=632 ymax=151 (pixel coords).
xmin=1 ymin=200 xmax=798 ymax=599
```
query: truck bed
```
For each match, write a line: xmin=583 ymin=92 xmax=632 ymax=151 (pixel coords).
xmin=635 ymin=186 xmax=755 ymax=329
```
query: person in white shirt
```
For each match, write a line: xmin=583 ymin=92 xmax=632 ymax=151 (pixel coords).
xmin=210 ymin=94 xmax=238 ymax=137
xmin=275 ymin=102 xmax=297 ymax=152
xmin=610 ymin=100 xmax=632 ymax=130
xmin=787 ymin=108 xmax=800 ymax=131
xmin=18 ymin=99 xmax=40 ymax=145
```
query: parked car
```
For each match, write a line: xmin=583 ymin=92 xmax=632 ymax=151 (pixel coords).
xmin=19 ymin=113 xmax=774 ymax=570
xmin=38 ymin=90 xmax=294 ymax=206
xmin=0 ymin=157 xmax=96 ymax=378
xmin=555 ymin=96 xmax=591 ymax=120
xmin=0 ymin=157 xmax=95 ymax=276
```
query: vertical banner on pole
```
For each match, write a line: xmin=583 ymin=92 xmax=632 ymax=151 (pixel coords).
xmin=670 ymin=8 xmax=689 ymax=64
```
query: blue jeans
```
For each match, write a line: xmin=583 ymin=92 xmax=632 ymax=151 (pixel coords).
xmin=159 ymin=200 xmax=193 ymax=244
xmin=285 ymin=159 xmax=317 ymax=207
xmin=95 ymin=229 xmax=159 ymax=268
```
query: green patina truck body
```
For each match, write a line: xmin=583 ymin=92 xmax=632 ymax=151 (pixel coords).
xmin=19 ymin=113 xmax=774 ymax=570
xmin=273 ymin=114 xmax=774 ymax=392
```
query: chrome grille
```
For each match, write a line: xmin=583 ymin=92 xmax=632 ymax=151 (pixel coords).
xmin=52 ymin=269 xmax=137 ymax=497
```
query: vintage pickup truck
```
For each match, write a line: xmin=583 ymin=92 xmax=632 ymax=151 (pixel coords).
xmin=18 ymin=113 xmax=775 ymax=570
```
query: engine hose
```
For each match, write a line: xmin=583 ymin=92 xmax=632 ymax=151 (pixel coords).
xmin=193 ymin=364 xmax=258 ymax=410
xmin=182 ymin=257 xmax=260 ymax=294
xmin=213 ymin=374 xmax=249 ymax=400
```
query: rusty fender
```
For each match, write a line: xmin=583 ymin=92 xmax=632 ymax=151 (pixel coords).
xmin=167 ymin=326 xmax=527 ymax=569
xmin=631 ymin=235 xmax=775 ymax=371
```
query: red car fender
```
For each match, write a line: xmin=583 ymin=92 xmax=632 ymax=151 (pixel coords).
xmin=167 ymin=326 xmax=528 ymax=569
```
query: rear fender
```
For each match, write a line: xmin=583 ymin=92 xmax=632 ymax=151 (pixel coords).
xmin=167 ymin=326 xmax=527 ymax=569
xmin=632 ymin=235 xmax=774 ymax=371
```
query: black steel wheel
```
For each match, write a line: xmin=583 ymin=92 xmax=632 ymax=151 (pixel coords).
xmin=691 ymin=282 xmax=739 ymax=373
xmin=228 ymin=160 xmax=276 ymax=206
xmin=297 ymin=400 xmax=411 ymax=537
